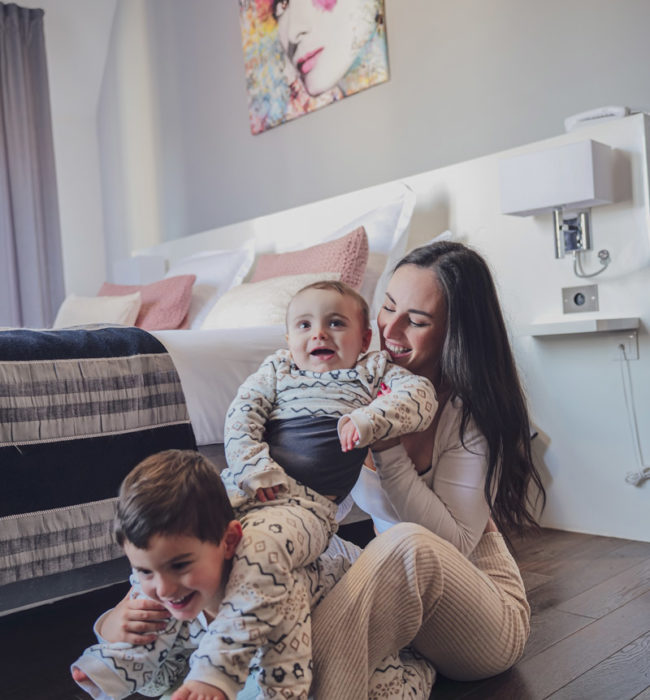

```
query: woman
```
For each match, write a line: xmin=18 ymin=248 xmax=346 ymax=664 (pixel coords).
xmin=311 ymin=240 xmax=546 ymax=698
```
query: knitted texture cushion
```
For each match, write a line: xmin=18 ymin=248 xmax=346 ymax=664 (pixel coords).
xmin=98 ymin=275 xmax=196 ymax=330
xmin=250 ymin=227 xmax=368 ymax=290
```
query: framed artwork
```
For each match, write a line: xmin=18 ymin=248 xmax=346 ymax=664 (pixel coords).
xmin=238 ymin=0 xmax=389 ymax=135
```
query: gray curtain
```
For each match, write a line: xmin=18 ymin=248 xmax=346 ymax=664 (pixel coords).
xmin=0 ymin=2 xmax=64 ymax=327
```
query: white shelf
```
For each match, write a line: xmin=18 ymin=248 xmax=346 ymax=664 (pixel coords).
xmin=521 ymin=316 xmax=640 ymax=337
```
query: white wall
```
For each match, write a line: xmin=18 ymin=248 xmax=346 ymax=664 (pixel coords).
xmin=32 ymin=0 xmax=650 ymax=288
xmin=97 ymin=0 xmax=650 ymax=269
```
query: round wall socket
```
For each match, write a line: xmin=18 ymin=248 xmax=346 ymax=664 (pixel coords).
xmin=562 ymin=284 xmax=599 ymax=313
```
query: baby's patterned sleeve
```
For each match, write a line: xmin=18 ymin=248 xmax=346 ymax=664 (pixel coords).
xmin=223 ymin=352 xmax=289 ymax=502
xmin=344 ymin=360 xmax=436 ymax=446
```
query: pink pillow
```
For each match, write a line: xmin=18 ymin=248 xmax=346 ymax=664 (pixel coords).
xmin=98 ymin=275 xmax=196 ymax=330
xmin=250 ymin=227 xmax=368 ymax=290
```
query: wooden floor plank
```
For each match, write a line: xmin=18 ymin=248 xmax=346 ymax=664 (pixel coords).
xmin=557 ymin=558 xmax=650 ymax=619
xmin=510 ymin=528 xmax=597 ymax=567
xmin=547 ymin=631 xmax=650 ymax=700
xmin=456 ymin=591 xmax=650 ymax=699
xmin=519 ymin=607 xmax=593 ymax=662
xmin=526 ymin=538 xmax=650 ymax=614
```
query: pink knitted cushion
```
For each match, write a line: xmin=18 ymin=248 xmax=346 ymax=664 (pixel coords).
xmin=250 ymin=227 xmax=368 ymax=290
xmin=98 ymin=275 xmax=196 ymax=330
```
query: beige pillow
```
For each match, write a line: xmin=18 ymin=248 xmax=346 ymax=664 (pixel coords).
xmin=200 ymin=272 xmax=341 ymax=330
xmin=53 ymin=292 xmax=142 ymax=328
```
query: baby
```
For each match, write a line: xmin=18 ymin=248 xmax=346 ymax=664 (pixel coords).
xmin=209 ymin=280 xmax=436 ymax=699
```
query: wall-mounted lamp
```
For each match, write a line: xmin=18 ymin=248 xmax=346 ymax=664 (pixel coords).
xmin=499 ymin=140 xmax=614 ymax=277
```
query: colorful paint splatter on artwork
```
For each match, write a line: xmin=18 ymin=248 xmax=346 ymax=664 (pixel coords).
xmin=238 ymin=0 xmax=389 ymax=134
xmin=313 ymin=0 xmax=338 ymax=11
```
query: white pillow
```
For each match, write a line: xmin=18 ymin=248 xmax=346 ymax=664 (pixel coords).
xmin=165 ymin=241 xmax=255 ymax=329
xmin=316 ymin=183 xmax=416 ymax=318
xmin=200 ymin=272 xmax=341 ymax=330
xmin=53 ymin=292 xmax=142 ymax=328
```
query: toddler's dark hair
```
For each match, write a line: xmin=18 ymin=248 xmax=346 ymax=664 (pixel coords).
xmin=115 ymin=449 xmax=234 ymax=549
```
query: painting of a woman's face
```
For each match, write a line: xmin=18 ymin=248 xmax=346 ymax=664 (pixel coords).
xmin=273 ymin=0 xmax=378 ymax=96
xmin=239 ymin=0 xmax=387 ymax=133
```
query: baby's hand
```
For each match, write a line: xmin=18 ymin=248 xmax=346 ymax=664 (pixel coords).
xmin=339 ymin=419 xmax=359 ymax=452
xmin=255 ymin=485 xmax=281 ymax=502
xmin=98 ymin=588 xmax=170 ymax=644
xmin=171 ymin=679 xmax=227 ymax=700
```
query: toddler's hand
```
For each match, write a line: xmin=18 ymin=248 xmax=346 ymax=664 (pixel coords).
xmin=171 ymin=679 xmax=227 ymax=700
xmin=97 ymin=588 xmax=170 ymax=644
xmin=71 ymin=667 xmax=89 ymax=684
xmin=339 ymin=419 xmax=359 ymax=452
xmin=255 ymin=485 xmax=281 ymax=502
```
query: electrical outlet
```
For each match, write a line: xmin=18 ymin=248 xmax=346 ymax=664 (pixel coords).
xmin=612 ymin=331 xmax=639 ymax=361
xmin=562 ymin=284 xmax=599 ymax=314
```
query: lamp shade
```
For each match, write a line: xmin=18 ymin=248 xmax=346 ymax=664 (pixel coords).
xmin=499 ymin=139 xmax=614 ymax=217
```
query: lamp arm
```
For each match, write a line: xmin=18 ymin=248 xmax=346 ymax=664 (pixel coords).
xmin=572 ymin=249 xmax=611 ymax=278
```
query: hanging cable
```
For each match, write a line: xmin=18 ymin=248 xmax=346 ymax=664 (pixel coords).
xmin=618 ymin=344 xmax=650 ymax=485
xmin=573 ymin=249 xmax=611 ymax=278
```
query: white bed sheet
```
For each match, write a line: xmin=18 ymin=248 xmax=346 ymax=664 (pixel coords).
xmin=153 ymin=325 xmax=287 ymax=445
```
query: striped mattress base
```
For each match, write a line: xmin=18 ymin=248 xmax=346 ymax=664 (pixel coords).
xmin=0 ymin=325 xmax=197 ymax=586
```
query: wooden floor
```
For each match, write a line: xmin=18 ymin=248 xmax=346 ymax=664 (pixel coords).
xmin=2 ymin=527 xmax=649 ymax=700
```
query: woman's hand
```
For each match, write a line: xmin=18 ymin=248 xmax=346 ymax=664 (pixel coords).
xmin=483 ymin=517 xmax=499 ymax=534
xmin=97 ymin=588 xmax=170 ymax=644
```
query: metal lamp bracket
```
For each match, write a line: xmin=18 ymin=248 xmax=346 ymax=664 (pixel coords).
xmin=553 ymin=209 xmax=591 ymax=259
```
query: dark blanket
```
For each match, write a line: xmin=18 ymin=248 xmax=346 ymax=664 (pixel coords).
xmin=0 ymin=326 xmax=197 ymax=585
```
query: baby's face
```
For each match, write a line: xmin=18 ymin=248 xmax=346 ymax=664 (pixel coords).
xmin=286 ymin=287 xmax=371 ymax=372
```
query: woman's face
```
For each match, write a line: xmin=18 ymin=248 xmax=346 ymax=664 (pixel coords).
xmin=377 ymin=264 xmax=448 ymax=383
xmin=274 ymin=0 xmax=377 ymax=96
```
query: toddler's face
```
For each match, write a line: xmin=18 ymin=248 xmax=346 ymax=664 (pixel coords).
xmin=124 ymin=525 xmax=240 ymax=622
xmin=286 ymin=287 xmax=371 ymax=372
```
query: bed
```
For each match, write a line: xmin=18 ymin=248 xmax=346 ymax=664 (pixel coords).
xmin=0 ymin=181 xmax=417 ymax=614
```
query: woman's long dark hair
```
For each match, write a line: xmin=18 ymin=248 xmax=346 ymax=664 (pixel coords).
xmin=395 ymin=241 xmax=546 ymax=535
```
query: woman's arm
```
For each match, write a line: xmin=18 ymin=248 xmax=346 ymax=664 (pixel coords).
xmin=366 ymin=412 xmax=490 ymax=555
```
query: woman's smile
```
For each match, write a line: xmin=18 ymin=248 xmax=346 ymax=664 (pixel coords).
xmin=377 ymin=264 xmax=447 ymax=384
xmin=383 ymin=340 xmax=412 ymax=359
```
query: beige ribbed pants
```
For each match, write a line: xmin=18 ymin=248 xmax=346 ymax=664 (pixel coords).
xmin=311 ymin=523 xmax=530 ymax=699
